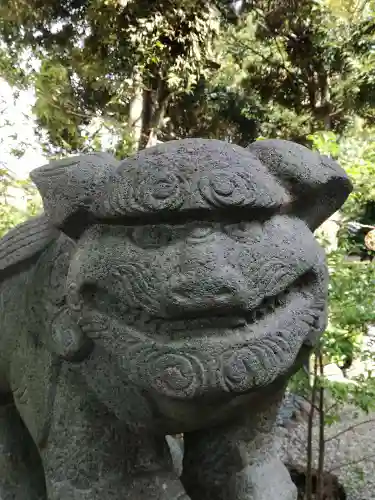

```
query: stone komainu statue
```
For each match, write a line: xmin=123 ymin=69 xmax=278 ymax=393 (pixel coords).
xmin=0 ymin=139 xmax=352 ymax=500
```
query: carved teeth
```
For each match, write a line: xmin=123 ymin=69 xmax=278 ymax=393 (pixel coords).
xmin=155 ymin=283 xmax=298 ymax=334
xmin=246 ymin=286 xmax=293 ymax=324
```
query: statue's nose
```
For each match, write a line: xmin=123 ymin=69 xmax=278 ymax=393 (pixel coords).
xmin=166 ymin=263 xmax=248 ymax=315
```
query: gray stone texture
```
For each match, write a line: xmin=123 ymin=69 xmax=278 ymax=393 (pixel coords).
xmin=0 ymin=138 xmax=352 ymax=499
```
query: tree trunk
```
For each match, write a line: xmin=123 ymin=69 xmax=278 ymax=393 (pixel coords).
xmin=143 ymin=74 xmax=171 ymax=149
xmin=128 ymin=72 xmax=145 ymax=152
xmin=145 ymin=95 xmax=170 ymax=148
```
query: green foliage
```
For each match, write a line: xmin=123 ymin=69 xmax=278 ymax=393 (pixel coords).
xmin=2 ymin=1 xmax=375 ymax=151
xmin=328 ymin=258 xmax=375 ymax=329
xmin=306 ymin=128 xmax=375 ymax=377
xmin=0 ymin=94 xmax=42 ymax=236
xmin=0 ymin=167 xmax=40 ymax=237
xmin=310 ymin=126 xmax=375 ymax=223
xmin=161 ymin=0 xmax=375 ymax=146
xmin=0 ymin=0 xmax=223 ymax=155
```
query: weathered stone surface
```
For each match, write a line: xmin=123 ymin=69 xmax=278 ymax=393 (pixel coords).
xmin=0 ymin=138 xmax=352 ymax=499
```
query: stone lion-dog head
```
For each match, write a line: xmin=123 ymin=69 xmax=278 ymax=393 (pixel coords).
xmin=29 ymin=138 xmax=352 ymax=425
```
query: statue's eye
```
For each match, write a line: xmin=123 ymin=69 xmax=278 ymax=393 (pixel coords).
xmin=127 ymin=225 xmax=179 ymax=248
xmin=223 ymin=221 xmax=263 ymax=241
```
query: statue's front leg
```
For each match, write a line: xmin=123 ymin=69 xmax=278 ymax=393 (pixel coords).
xmin=39 ymin=371 xmax=189 ymax=500
xmin=0 ymin=401 xmax=46 ymax=500
xmin=181 ymin=385 xmax=296 ymax=500
xmin=42 ymin=431 xmax=189 ymax=500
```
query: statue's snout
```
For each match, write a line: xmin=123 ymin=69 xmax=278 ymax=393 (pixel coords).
xmin=165 ymin=234 xmax=249 ymax=315
xmin=167 ymin=265 xmax=247 ymax=311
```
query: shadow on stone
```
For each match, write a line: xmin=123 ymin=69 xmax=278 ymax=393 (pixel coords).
xmin=285 ymin=462 xmax=347 ymax=500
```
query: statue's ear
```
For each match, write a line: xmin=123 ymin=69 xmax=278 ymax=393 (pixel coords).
xmin=248 ymin=139 xmax=353 ymax=230
xmin=30 ymin=152 xmax=119 ymax=239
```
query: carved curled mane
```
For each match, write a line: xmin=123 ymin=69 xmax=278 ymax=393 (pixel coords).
xmin=0 ymin=214 xmax=59 ymax=284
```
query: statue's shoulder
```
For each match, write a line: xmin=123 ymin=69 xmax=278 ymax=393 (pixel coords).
xmin=0 ymin=214 xmax=59 ymax=283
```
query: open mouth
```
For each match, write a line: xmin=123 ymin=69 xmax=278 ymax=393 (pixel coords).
xmin=153 ymin=270 xmax=317 ymax=336
xmin=81 ymin=269 xmax=323 ymax=399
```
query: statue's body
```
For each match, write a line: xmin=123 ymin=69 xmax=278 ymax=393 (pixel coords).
xmin=0 ymin=138 xmax=352 ymax=500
